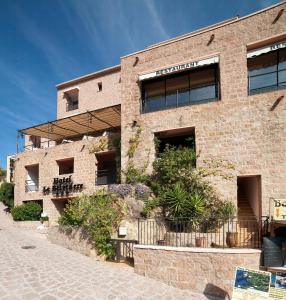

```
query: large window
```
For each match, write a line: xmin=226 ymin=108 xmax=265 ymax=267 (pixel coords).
xmin=248 ymin=48 xmax=286 ymax=95
xmin=142 ymin=65 xmax=219 ymax=113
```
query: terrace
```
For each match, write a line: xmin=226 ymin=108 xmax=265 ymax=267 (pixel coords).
xmin=17 ymin=105 xmax=121 ymax=152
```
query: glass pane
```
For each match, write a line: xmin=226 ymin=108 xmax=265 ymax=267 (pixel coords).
xmin=190 ymin=85 xmax=216 ymax=102
xmin=144 ymin=80 xmax=165 ymax=98
xmin=166 ymin=75 xmax=189 ymax=92
xmin=166 ymin=75 xmax=189 ymax=108
xmin=279 ymin=70 xmax=286 ymax=85
xmin=178 ymin=89 xmax=190 ymax=106
xmin=145 ymin=95 xmax=165 ymax=112
xmin=248 ymin=52 xmax=277 ymax=76
xmin=190 ymin=67 xmax=215 ymax=88
xmin=278 ymin=48 xmax=286 ymax=71
xmin=249 ymin=72 xmax=277 ymax=91
xmin=166 ymin=92 xmax=177 ymax=108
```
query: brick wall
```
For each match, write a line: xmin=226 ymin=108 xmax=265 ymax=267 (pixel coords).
xmin=120 ymin=3 xmax=286 ymax=215
xmin=134 ymin=245 xmax=261 ymax=297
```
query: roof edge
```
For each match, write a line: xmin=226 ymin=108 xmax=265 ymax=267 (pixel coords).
xmin=56 ymin=64 xmax=121 ymax=89
xmin=121 ymin=0 xmax=286 ymax=59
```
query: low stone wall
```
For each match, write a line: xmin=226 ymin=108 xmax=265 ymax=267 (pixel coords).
xmin=13 ymin=221 xmax=41 ymax=229
xmin=134 ymin=245 xmax=261 ymax=298
xmin=47 ymin=226 xmax=99 ymax=259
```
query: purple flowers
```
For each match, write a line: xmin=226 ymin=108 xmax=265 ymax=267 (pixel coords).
xmin=108 ymin=183 xmax=151 ymax=200
xmin=108 ymin=184 xmax=132 ymax=198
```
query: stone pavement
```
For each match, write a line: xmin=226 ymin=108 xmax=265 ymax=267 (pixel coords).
xmin=0 ymin=205 xmax=221 ymax=300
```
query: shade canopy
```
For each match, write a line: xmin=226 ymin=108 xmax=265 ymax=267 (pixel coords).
xmin=20 ymin=105 xmax=121 ymax=140
xmin=247 ymin=40 xmax=286 ymax=58
xmin=138 ymin=56 xmax=219 ymax=81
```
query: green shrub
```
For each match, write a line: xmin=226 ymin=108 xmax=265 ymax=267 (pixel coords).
xmin=11 ymin=202 xmax=42 ymax=221
xmin=0 ymin=182 xmax=14 ymax=210
xmin=59 ymin=190 xmax=124 ymax=259
xmin=143 ymin=145 xmax=236 ymax=221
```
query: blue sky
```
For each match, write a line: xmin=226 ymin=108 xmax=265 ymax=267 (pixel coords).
xmin=0 ymin=0 xmax=281 ymax=168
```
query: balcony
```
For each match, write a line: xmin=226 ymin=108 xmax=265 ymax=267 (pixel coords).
xmin=25 ymin=179 xmax=39 ymax=192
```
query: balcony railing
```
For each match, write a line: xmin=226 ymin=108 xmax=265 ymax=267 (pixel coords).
xmin=25 ymin=180 xmax=39 ymax=192
xmin=138 ymin=217 xmax=269 ymax=249
xmin=248 ymin=68 xmax=286 ymax=95
xmin=97 ymin=169 xmax=117 ymax=185
xmin=141 ymin=83 xmax=219 ymax=113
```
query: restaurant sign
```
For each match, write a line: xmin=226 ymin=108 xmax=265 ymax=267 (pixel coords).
xmin=138 ymin=56 xmax=219 ymax=81
xmin=42 ymin=175 xmax=83 ymax=197
xmin=272 ymin=199 xmax=286 ymax=221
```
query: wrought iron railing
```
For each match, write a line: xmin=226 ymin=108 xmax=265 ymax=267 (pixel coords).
xmin=25 ymin=180 xmax=39 ymax=192
xmin=111 ymin=239 xmax=138 ymax=263
xmin=138 ymin=217 xmax=269 ymax=249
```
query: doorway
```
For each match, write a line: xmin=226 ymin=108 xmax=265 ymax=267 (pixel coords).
xmin=237 ymin=175 xmax=261 ymax=221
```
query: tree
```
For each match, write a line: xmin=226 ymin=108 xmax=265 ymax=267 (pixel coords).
xmin=0 ymin=182 xmax=14 ymax=210
xmin=0 ymin=167 xmax=6 ymax=182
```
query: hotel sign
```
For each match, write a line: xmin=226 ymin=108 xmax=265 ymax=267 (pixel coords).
xmin=138 ymin=56 xmax=219 ymax=81
xmin=42 ymin=175 xmax=83 ymax=197
xmin=272 ymin=199 xmax=286 ymax=221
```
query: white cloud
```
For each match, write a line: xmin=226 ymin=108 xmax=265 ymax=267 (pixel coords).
xmin=144 ymin=0 xmax=169 ymax=40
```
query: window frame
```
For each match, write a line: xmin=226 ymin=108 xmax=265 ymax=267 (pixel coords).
xmin=247 ymin=48 xmax=286 ymax=95
xmin=141 ymin=64 xmax=220 ymax=114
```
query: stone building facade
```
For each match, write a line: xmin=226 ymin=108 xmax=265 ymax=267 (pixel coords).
xmin=13 ymin=2 xmax=286 ymax=225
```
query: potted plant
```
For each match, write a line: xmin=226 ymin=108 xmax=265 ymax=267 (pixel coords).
xmin=220 ymin=202 xmax=238 ymax=247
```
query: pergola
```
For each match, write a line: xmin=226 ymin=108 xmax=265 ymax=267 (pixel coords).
xmin=18 ymin=105 xmax=121 ymax=152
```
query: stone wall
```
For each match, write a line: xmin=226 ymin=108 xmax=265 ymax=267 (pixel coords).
xmin=120 ymin=2 xmax=286 ymax=215
xmin=14 ymin=133 xmax=120 ymax=225
xmin=47 ymin=226 xmax=99 ymax=258
xmin=134 ymin=245 xmax=261 ymax=298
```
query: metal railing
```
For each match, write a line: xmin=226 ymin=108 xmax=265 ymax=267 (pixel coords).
xmin=138 ymin=217 xmax=269 ymax=249
xmin=248 ymin=68 xmax=286 ymax=95
xmin=25 ymin=180 xmax=39 ymax=192
xmin=111 ymin=239 xmax=138 ymax=263
xmin=141 ymin=83 xmax=219 ymax=113
xmin=97 ymin=169 xmax=117 ymax=185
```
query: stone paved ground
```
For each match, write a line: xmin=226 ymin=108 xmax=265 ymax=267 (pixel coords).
xmin=0 ymin=205 xmax=221 ymax=300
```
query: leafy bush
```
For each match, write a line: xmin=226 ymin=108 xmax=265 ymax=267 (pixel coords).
xmin=59 ymin=190 xmax=124 ymax=259
xmin=11 ymin=202 xmax=42 ymax=221
xmin=143 ymin=145 xmax=236 ymax=222
xmin=0 ymin=182 xmax=14 ymax=210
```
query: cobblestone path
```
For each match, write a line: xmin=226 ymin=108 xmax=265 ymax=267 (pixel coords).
xmin=0 ymin=205 xmax=219 ymax=300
